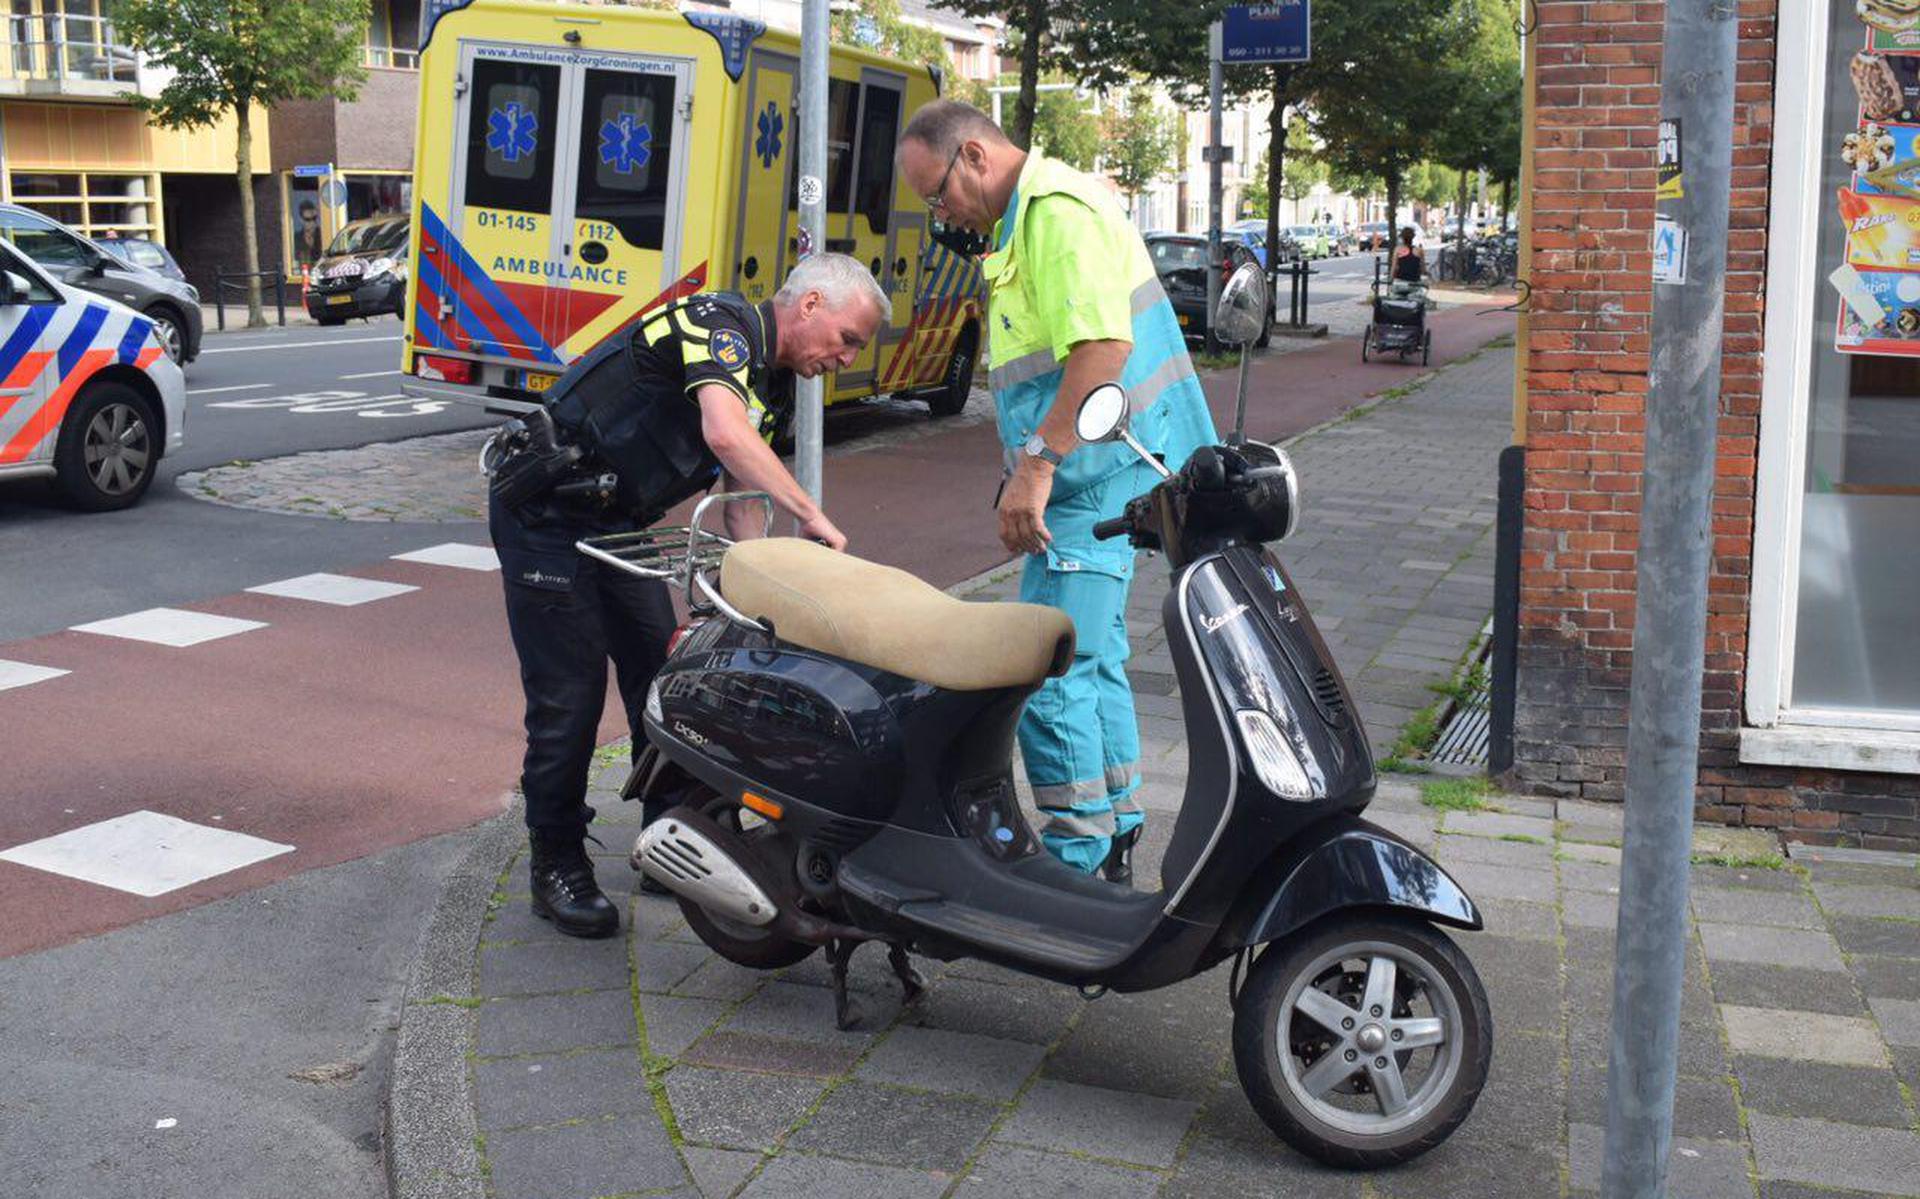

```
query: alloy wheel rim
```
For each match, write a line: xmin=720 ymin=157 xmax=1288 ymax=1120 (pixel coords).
xmin=1275 ymin=938 xmax=1465 ymax=1138
xmin=82 ymin=402 xmax=151 ymax=496
xmin=151 ymin=315 xmax=181 ymax=362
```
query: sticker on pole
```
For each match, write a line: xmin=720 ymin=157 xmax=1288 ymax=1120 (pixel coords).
xmin=1657 ymin=118 xmax=1684 ymax=201
xmin=798 ymin=174 xmax=822 ymax=207
xmin=1653 ymin=216 xmax=1688 ymax=285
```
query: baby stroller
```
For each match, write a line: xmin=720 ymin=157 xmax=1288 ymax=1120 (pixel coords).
xmin=1363 ymin=278 xmax=1432 ymax=365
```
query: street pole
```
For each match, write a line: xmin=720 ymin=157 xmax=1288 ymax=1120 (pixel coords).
xmin=1600 ymin=0 xmax=1737 ymax=1194
xmin=1206 ymin=20 xmax=1224 ymax=355
xmin=794 ymin=0 xmax=828 ymax=509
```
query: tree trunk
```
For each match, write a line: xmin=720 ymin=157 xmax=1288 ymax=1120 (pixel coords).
xmin=1456 ymin=167 xmax=1470 ymax=243
xmin=1011 ymin=0 xmax=1043 ymax=150
xmin=1265 ymin=64 xmax=1289 ymax=297
xmin=1499 ymin=176 xmax=1512 ymax=231
xmin=1385 ymin=167 xmax=1403 ymax=250
xmin=235 ymin=101 xmax=264 ymax=328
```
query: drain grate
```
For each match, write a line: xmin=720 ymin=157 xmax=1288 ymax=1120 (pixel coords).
xmin=1430 ymin=686 xmax=1491 ymax=765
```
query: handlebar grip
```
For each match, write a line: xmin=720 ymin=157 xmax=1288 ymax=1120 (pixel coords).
xmin=1092 ymin=515 xmax=1131 ymax=541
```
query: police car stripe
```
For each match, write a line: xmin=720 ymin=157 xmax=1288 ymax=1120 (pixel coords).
xmin=57 ymin=305 xmax=110 ymax=378
xmin=0 ymin=304 xmax=55 ymax=382
xmin=115 ymin=317 xmax=153 ymax=365
xmin=0 ymin=346 xmax=112 ymax=464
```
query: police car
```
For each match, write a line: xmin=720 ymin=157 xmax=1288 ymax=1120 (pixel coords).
xmin=0 ymin=240 xmax=186 ymax=511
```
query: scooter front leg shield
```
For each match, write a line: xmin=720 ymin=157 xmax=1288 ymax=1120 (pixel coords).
xmin=1221 ymin=817 xmax=1484 ymax=951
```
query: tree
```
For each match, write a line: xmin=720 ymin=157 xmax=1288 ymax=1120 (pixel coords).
xmin=1277 ymin=118 xmax=1327 ymax=211
xmin=1102 ymin=87 xmax=1176 ymax=216
xmin=1032 ymin=85 xmax=1102 ymax=171
xmin=937 ymin=0 xmax=1095 ymax=149
xmin=1428 ymin=0 xmax=1523 ymax=240
xmin=833 ymin=0 xmax=950 ymax=69
xmin=118 ymin=0 xmax=369 ymax=328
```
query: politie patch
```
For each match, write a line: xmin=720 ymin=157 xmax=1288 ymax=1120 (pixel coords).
xmin=710 ymin=328 xmax=750 ymax=370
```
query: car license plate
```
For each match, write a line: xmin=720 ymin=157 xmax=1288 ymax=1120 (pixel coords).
xmin=524 ymin=371 xmax=558 ymax=394
xmin=326 ymin=293 xmax=353 ymax=305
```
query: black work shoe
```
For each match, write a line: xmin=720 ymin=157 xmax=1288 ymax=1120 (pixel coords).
xmin=529 ymin=833 xmax=620 ymax=939
xmin=1101 ymin=827 xmax=1140 ymax=887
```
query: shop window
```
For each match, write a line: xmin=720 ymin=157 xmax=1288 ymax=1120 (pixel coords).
xmin=464 ymin=59 xmax=559 ymax=214
xmin=574 ymin=68 xmax=677 ymax=249
xmin=853 ymin=83 xmax=901 ymax=234
xmin=345 ymin=174 xmax=410 ymax=221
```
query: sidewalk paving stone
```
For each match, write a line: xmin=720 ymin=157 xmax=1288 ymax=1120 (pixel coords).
xmin=660 ymin=1065 xmax=826 ymax=1149
xmin=1559 ymin=859 xmax=1626 ymax=894
xmin=1567 ymin=1122 xmax=1753 ymax=1199
xmin=1440 ymin=858 xmax=1556 ymax=903
xmin=957 ymin=1143 xmax=1163 ymax=1198
xmin=1719 ymin=1005 xmax=1888 ymax=1068
xmin=1748 ymin=1113 xmax=1920 ymax=1196
xmin=484 ymin=1113 xmax=685 ymax=1199
xmin=681 ymin=1030 xmax=863 ymax=1077
xmin=682 ymin=1145 xmax=762 ymax=1199
xmin=1732 ymin=1054 xmax=1914 ymax=1127
xmin=475 ymin=990 xmax=638 ymax=1058
xmin=787 ymin=1080 xmax=1000 ymax=1170
xmin=1443 ymin=809 xmax=1556 ymax=841
xmin=639 ymin=993 xmax=728 ymax=1059
xmin=854 ymin=1025 xmax=1045 ymax=1100
xmin=997 ymin=1079 xmax=1197 ymax=1168
xmin=1853 ymin=953 xmax=1920 ymax=996
xmin=1707 ymin=962 xmax=1874 ymax=1016
xmin=1829 ymin=915 xmax=1920 ymax=957
xmin=1691 ymin=887 xmax=1825 ymax=930
xmin=1867 ymin=994 xmax=1920 ymax=1046
xmin=473 ymin=1048 xmax=653 ymax=1131
xmin=477 ymin=940 xmax=632 ymax=998
xmin=736 ymin=1153 xmax=952 ymax=1198
xmin=1812 ymin=882 xmax=1920 ymax=921
xmin=1699 ymin=923 xmax=1848 ymax=973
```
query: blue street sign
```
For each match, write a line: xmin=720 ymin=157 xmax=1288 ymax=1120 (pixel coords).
xmin=293 ymin=163 xmax=333 ymax=178
xmin=1219 ymin=2 xmax=1310 ymax=65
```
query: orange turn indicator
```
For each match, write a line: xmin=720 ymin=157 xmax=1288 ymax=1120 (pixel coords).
xmin=741 ymin=791 xmax=784 ymax=821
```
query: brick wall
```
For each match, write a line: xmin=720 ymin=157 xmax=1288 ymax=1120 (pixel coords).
xmin=1507 ymin=0 xmax=1909 ymax=848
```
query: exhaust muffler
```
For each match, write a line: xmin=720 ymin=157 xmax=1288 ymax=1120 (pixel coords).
xmin=633 ymin=809 xmax=778 ymax=927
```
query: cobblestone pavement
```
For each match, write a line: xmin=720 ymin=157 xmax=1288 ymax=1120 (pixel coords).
xmin=391 ymin=346 xmax=1920 ymax=1198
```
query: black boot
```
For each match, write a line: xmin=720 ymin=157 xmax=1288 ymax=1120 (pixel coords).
xmin=1101 ymin=827 xmax=1140 ymax=887
xmin=529 ymin=831 xmax=620 ymax=939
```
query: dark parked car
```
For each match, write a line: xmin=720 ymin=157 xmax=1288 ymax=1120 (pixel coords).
xmin=304 ymin=215 xmax=408 ymax=325
xmin=1355 ymin=221 xmax=1393 ymax=251
xmin=0 ymin=205 xmax=202 ymax=365
xmin=1145 ymin=232 xmax=1270 ymax=348
xmin=97 ymin=235 xmax=188 ymax=283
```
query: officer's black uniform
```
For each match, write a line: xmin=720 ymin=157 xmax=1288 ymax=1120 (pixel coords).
xmin=489 ymin=290 xmax=790 ymax=938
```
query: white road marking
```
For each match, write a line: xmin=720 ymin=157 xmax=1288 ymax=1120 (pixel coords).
xmin=199 ymin=336 xmax=401 ymax=355
xmin=340 ymin=369 xmax=402 ymax=379
xmin=205 ymin=390 xmax=450 ymax=417
xmin=187 ymin=383 xmax=271 ymax=396
xmin=0 ymin=659 xmax=69 ymax=691
xmin=70 ymin=607 xmax=268 ymax=647
xmin=246 ymin=572 xmax=419 ymax=606
xmin=0 ymin=810 xmax=294 ymax=897
xmin=393 ymin=543 xmax=499 ymax=572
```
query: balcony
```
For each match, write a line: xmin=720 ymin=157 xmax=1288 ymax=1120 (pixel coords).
xmin=1 ymin=13 xmax=149 ymax=102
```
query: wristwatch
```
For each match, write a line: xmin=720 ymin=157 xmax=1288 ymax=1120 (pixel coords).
xmin=1022 ymin=433 xmax=1063 ymax=466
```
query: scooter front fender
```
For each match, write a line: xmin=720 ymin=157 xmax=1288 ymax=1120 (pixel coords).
xmin=1218 ymin=815 xmax=1482 ymax=951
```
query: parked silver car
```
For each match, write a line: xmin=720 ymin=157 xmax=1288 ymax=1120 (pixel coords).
xmin=0 ymin=204 xmax=202 ymax=365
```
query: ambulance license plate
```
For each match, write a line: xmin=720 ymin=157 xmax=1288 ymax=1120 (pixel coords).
xmin=524 ymin=372 xmax=558 ymax=393
xmin=326 ymin=293 xmax=353 ymax=306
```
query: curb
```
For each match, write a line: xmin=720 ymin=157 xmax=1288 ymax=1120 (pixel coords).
xmin=385 ymin=797 xmax=524 ymax=1199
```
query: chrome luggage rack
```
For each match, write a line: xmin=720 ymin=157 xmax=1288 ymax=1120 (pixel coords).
xmin=574 ymin=491 xmax=773 ymax=629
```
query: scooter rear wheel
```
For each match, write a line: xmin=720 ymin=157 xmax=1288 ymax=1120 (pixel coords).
xmin=1232 ymin=914 xmax=1491 ymax=1168
xmin=678 ymin=799 xmax=818 ymax=970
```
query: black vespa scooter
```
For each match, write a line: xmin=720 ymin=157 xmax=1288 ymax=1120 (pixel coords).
xmin=586 ymin=268 xmax=1492 ymax=1168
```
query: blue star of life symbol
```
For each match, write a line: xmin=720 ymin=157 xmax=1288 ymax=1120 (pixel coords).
xmin=598 ymin=112 xmax=652 ymax=174
xmin=487 ymin=101 xmax=538 ymax=164
xmin=755 ymin=101 xmax=784 ymax=168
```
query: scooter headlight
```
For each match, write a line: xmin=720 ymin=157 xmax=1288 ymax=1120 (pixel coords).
xmin=645 ymin=678 xmax=663 ymax=725
xmin=1235 ymin=708 xmax=1315 ymax=799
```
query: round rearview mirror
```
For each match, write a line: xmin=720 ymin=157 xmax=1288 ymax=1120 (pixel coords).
xmin=1074 ymin=383 xmax=1130 ymax=444
xmin=1215 ymin=262 xmax=1269 ymax=347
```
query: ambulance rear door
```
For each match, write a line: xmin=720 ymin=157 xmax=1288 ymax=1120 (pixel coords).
xmin=731 ymin=48 xmax=797 ymax=307
xmin=837 ymin=67 xmax=906 ymax=391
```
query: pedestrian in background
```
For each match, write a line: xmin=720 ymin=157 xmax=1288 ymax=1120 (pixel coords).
xmin=895 ymin=101 xmax=1217 ymax=883
xmin=487 ymin=254 xmax=881 ymax=937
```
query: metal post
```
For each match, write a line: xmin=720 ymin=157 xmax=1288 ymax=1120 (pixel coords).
xmin=1205 ymin=21 xmax=1224 ymax=354
xmin=794 ymin=0 xmax=828 ymax=508
xmin=1600 ymin=0 xmax=1738 ymax=1194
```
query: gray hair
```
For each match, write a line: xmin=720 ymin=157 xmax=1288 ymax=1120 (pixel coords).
xmin=774 ymin=252 xmax=889 ymax=316
xmin=897 ymin=98 xmax=1008 ymax=160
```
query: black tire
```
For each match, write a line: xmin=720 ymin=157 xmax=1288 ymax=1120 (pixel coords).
xmin=1255 ymin=302 xmax=1272 ymax=349
xmin=316 ymin=314 xmax=347 ymax=327
xmin=142 ymin=304 xmax=186 ymax=364
xmin=53 ymin=381 xmax=159 ymax=512
xmin=1361 ymin=327 xmax=1372 ymax=363
xmin=676 ymin=798 xmax=818 ymax=970
xmin=1233 ymin=914 xmax=1492 ymax=1169
xmin=928 ymin=325 xmax=977 ymax=418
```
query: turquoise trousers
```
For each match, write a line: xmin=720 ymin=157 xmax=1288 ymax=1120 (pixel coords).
xmin=1017 ymin=464 xmax=1157 ymax=873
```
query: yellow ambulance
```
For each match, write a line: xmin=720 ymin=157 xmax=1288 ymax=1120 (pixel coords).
xmin=403 ymin=0 xmax=985 ymax=416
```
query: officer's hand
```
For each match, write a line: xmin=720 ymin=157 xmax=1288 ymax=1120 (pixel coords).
xmin=998 ymin=459 xmax=1054 ymax=557
xmin=800 ymin=512 xmax=848 ymax=552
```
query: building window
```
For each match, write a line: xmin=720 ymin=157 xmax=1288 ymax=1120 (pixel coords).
xmin=364 ymin=0 xmax=416 ymax=69
xmin=1754 ymin=0 xmax=1920 ymax=734
xmin=6 ymin=170 xmax=158 ymax=240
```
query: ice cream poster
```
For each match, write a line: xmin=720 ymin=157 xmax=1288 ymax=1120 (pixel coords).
xmin=1833 ymin=262 xmax=1920 ymax=356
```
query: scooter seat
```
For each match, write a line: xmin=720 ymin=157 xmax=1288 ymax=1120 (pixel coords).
xmin=721 ymin=538 xmax=1075 ymax=690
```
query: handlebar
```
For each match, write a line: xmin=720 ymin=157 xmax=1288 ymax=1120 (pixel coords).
xmin=1092 ymin=515 xmax=1131 ymax=541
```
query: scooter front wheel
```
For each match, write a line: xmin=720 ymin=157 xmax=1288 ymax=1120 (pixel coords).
xmin=1233 ymin=914 xmax=1491 ymax=1168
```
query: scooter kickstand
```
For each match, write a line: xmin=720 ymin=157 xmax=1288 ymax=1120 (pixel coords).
xmin=827 ymin=938 xmax=863 ymax=1031
xmin=886 ymin=942 xmax=928 ymax=1007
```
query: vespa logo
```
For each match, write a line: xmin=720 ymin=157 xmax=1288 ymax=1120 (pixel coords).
xmin=1201 ymin=603 xmax=1251 ymax=635
xmin=673 ymin=721 xmax=710 ymax=747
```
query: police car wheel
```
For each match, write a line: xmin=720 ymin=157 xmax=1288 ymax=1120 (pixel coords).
xmin=54 ymin=382 xmax=158 ymax=512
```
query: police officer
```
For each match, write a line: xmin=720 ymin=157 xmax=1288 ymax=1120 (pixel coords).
xmin=897 ymin=102 xmax=1218 ymax=883
xmin=489 ymin=253 xmax=886 ymax=938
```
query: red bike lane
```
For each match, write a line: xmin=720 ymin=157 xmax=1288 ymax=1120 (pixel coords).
xmin=0 ymin=301 xmax=1513 ymax=956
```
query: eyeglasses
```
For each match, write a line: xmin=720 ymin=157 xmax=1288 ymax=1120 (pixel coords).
xmin=924 ymin=145 xmax=963 ymax=213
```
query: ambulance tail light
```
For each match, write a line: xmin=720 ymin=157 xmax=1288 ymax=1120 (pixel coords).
xmin=417 ymin=355 xmax=473 ymax=384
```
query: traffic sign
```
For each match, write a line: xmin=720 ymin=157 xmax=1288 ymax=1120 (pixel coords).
xmin=1219 ymin=3 xmax=1310 ymax=65
xmin=293 ymin=163 xmax=334 ymax=178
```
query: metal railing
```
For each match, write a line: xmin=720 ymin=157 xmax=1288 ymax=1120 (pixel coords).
xmin=213 ymin=269 xmax=288 ymax=330
xmin=3 ymin=13 xmax=140 ymax=86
